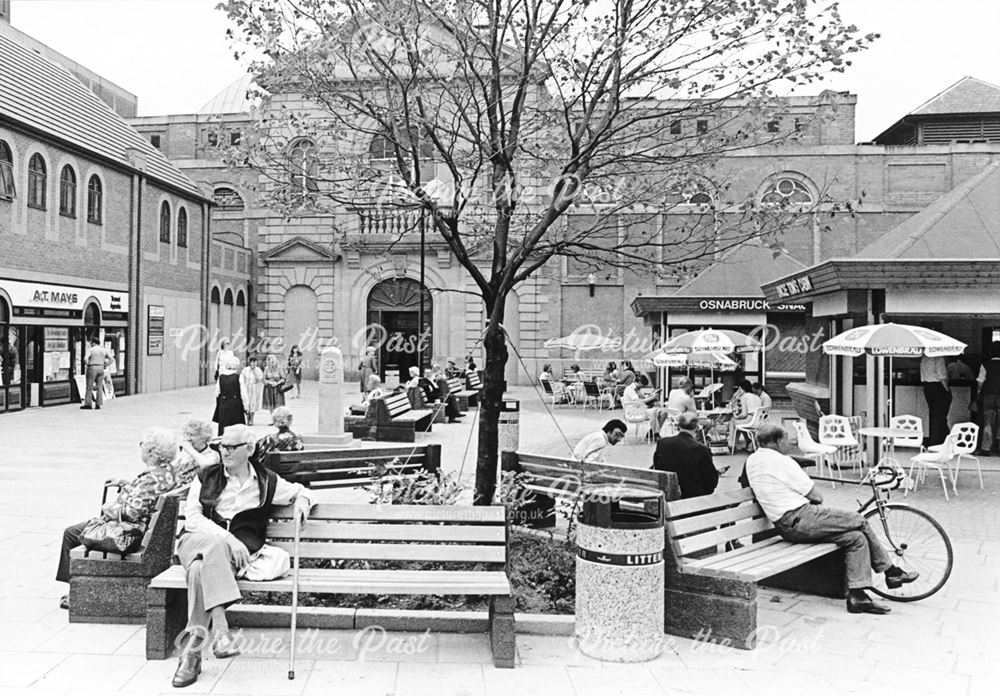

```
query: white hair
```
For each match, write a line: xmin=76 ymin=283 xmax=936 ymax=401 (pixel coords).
xmin=140 ymin=427 xmax=180 ymax=466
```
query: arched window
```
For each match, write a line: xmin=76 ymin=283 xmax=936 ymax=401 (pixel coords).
xmin=59 ymin=165 xmax=76 ymax=217
xmin=223 ymin=289 xmax=234 ymax=306
xmin=87 ymin=175 xmax=102 ymax=224
xmin=212 ymin=186 xmax=245 ymax=211
xmin=688 ymin=192 xmax=713 ymax=205
xmin=0 ymin=295 xmax=9 ymax=323
xmin=177 ymin=208 xmax=188 ymax=248
xmin=27 ymin=154 xmax=46 ymax=209
xmin=760 ymin=175 xmax=815 ymax=206
xmin=210 ymin=286 xmax=221 ymax=304
xmin=159 ymin=201 xmax=171 ymax=243
xmin=235 ymin=290 xmax=246 ymax=307
xmin=0 ymin=141 xmax=14 ymax=198
xmin=369 ymin=132 xmax=395 ymax=160
xmin=288 ymin=139 xmax=319 ymax=198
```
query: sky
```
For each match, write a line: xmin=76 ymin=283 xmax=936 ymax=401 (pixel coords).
xmin=9 ymin=0 xmax=1000 ymax=141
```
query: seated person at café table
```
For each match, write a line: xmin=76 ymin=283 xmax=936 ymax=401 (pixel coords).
xmin=652 ymin=377 xmax=698 ymax=438
xmin=752 ymin=382 xmax=773 ymax=409
xmin=728 ymin=379 xmax=763 ymax=452
xmin=651 ymin=412 xmax=724 ymax=498
xmin=539 ymin=363 xmax=555 ymax=383
xmin=746 ymin=423 xmax=918 ymax=615
xmin=613 ymin=360 xmax=638 ymax=405
xmin=572 ymin=419 xmax=627 ymax=463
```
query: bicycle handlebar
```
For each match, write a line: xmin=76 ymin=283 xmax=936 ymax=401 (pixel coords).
xmin=862 ymin=465 xmax=904 ymax=491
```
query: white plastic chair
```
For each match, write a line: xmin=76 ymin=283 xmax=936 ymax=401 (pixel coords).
xmin=909 ymin=435 xmax=957 ymax=501
xmin=731 ymin=407 xmax=770 ymax=453
xmin=623 ymin=401 xmax=650 ymax=440
xmin=791 ymin=419 xmax=838 ymax=480
xmin=888 ymin=415 xmax=924 ymax=459
xmin=929 ymin=422 xmax=982 ymax=491
xmin=818 ymin=415 xmax=863 ymax=476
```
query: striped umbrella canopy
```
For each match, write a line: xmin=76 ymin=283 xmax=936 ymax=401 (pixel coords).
xmin=645 ymin=351 xmax=738 ymax=371
xmin=544 ymin=324 xmax=622 ymax=352
xmin=660 ymin=328 xmax=762 ymax=355
xmin=822 ymin=323 xmax=965 ymax=358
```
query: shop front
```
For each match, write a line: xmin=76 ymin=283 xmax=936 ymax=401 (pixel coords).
xmin=0 ymin=278 xmax=129 ymax=412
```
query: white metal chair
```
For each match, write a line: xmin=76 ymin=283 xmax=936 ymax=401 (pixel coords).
xmin=909 ymin=435 xmax=957 ymax=501
xmin=623 ymin=401 xmax=650 ymax=440
xmin=540 ymin=379 xmax=570 ymax=407
xmin=582 ymin=381 xmax=613 ymax=410
xmin=791 ymin=419 xmax=838 ymax=480
xmin=731 ymin=407 xmax=770 ymax=453
xmin=818 ymin=415 xmax=863 ymax=476
xmin=887 ymin=415 xmax=924 ymax=461
xmin=929 ymin=422 xmax=982 ymax=491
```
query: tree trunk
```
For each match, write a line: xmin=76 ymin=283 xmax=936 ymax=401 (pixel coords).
xmin=473 ymin=299 xmax=508 ymax=505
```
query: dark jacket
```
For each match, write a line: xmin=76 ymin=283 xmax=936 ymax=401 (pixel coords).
xmin=652 ymin=431 xmax=718 ymax=499
xmin=197 ymin=462 xmax=277 ymax=554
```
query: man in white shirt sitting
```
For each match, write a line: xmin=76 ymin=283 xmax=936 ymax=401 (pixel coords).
xmin=745 ymin=423 xmax=918 ymax=615
xmin=752 ymin=382 xmax=772 ymax=410
xmin=572 ymin=419 xmax=627 ymax=463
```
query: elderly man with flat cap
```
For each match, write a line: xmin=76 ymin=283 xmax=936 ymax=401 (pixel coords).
xmin=171 ymin=424 xmax=314 ymax=688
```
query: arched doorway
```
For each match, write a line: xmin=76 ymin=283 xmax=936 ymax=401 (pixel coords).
xmin=367 ymin=278 xmax=432 ymax=386
xmin=283 ymin=284 xmax=318 ymax=379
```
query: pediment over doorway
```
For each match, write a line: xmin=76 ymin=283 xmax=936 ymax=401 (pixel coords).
xmin=260 ymin=236 xmax=342 ymax=264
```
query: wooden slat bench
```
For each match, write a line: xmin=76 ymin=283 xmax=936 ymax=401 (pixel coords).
xmin=146 ymin=503 xmax=515 ymax=667
xmin=501 ymin=451 xmax=680 ymax=527
xmin=68 ymin=486 xmax=188 ymax=624
xmin=663 ymin=489 xmax=845 ymax=649
xmin=353 ymin=392 xmax=434 ymax=442
xmin=265 ymin=444 xmax=441 ymax=490
xmin=447 ymin=377 xmax=478 ymax=412
xmin=465 ymin=372 xmax=483 ymax=406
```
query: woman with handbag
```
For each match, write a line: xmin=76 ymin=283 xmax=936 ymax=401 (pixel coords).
xmin=359 ymin=346 xmax=378 ymax=396
xmin=212 ymin=355 xmax=246 ymax=436
xmin=262 ymin=353 xmax=287 ymax=413
xmin=56 ymin=428 xmax=195 ymax=610
xmin=239 ymin=356 xmax=264 ymax=426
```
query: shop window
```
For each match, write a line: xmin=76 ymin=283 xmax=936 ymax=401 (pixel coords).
xmin=59 ymin=165 xmax=77 ymax=217
xmin=27 ymin=153 xmax=46 ymax=209
xmin=0 ymin=140 xmax=14 ymax=199
xmin=288 ymin=139 xmax=319 ymax=198
xmin=177 ymin=208 xmax=188 ymax=248
xmin=760 ymin=175 xmax=815 ymax=206
xmin=159 ymin=201 xmax=171 ymax=243
xmin=87 ymin=175 xmax=103 ymax=224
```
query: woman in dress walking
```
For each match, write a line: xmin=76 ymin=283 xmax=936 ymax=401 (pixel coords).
xmin=212 ymin=355 xmax=246 ymax=435
xmin=287 ymin=345 xmax=304 ymax=399
xmin=239 ymin=355 xmax=264 ymax=426
xmin=262 ymin=353 xmax=286 ymax=414
xmin=359 ymin=346 xmax=378 ymax=396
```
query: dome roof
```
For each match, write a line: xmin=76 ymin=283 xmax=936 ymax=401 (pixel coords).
xmin=199 ymin=75 xmax=259 ymax=115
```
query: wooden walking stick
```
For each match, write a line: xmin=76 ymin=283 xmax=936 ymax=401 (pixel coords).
xmin=288 ymin=509 xmax=301 ymax=680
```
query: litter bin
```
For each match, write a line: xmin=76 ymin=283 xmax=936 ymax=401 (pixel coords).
xmin=384 ymin=365 xmax=400 ymax=389
xmin=499 ymin=399 xmax=519 ymax=453
xmin=575 ymin=485 xmax=665 ymax=662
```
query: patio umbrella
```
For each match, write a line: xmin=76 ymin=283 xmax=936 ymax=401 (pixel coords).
xmin=822 ymin=323 xmax=966 ymax=420
xmin=660 ymin=328 xmax=762 ymax=355
xmin=544 ymin=325 xmax=622 ymax=353
xmin=646 ymin=351 xmax=738 ymax=371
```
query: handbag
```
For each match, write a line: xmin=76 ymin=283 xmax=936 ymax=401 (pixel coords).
xmin=236 ymin=544 xmax=290 ymax=581
xmin=80 ymin=513 xmax=145 ymax=554
xmin=279 ymin=380 xmax=296 ymax=394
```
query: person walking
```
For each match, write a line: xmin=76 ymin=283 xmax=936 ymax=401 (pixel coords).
xmin=212 ymin=356 xmax=246 ymax=436
xmin=239 ymin=356 xmax=264 ymax=426
xmin=359 ymin=347 xmax=378 ymax=396
xmin=261 ymin=354 xmax=286 ymax=414
xmin=81 ymin=337 xmax=111 ymax=410
xmin=287 ymin=345 xmax=304 ymax=399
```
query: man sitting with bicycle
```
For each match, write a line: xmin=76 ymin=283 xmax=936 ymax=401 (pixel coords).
xmin=746 ymin=423 xmax=918 ymax=615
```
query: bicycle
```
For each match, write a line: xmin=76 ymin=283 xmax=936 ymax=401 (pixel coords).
xmin=852 ymin=465 xmax=953 ymax=601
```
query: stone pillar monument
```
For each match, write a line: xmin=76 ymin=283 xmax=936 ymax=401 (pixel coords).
xmin=314 ymin=345 xmax=354 ymax=447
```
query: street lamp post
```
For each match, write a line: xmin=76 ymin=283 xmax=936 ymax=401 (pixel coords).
xmin=418 ymin=210 xmax=425 ymax=372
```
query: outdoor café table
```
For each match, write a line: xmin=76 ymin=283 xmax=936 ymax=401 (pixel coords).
xmin=697 ymin=408 xmax=732 ymax=443
xmin=857 ymin=426 xmax=915 ymax=467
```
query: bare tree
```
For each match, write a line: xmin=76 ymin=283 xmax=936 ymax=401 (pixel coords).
xmin=221 ymin=0 xmax=874 ymax=503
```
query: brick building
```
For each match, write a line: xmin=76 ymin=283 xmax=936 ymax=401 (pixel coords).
xmin=0 ymin=28 xmax=214 ymax=413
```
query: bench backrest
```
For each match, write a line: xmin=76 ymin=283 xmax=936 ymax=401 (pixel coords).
xmin=467 ymin=372 xmax=483 ymax=390
xmin=265 ymin=444 xmax=442 ymax=489
xmin=446 ymin=377 xmax=466 ymax=393
xmin=374 ymin=393 xmax=413 ymax=421
xmin=265 ymin=503 xmax=508 ymax=568
xmin=78 ymin=485 xmax=189 ymax=562
xmin=501 ymin=451 xmax=680 ymax=503
xmin=663 ymin=488 xmax=777 ymax=562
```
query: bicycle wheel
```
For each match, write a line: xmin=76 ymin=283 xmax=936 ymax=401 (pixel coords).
xmin=864 ymin=503 xmax=953 ymax=601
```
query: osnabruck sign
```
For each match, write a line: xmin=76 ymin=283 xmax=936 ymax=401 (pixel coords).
xmin=631 ymin=295 xmax=806 ymax=316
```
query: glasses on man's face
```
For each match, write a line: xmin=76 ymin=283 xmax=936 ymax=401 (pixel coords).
xmin=221 ymin=442 xmax=249 ymax=453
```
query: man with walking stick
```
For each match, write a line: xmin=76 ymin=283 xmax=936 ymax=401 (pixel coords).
xmin=172 ymin=424 xmax=314 ymax=688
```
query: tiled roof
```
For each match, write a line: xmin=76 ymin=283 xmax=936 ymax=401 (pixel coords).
xmin=0 ymin=32 xmax=206 ymax=199
xmin=853 ymin=161 xmax=1000 ymax=259
xmin=672 ymin=243 xmax=807 ymax=297
xmin=911 ymin=77 xmax=1000 ymax=116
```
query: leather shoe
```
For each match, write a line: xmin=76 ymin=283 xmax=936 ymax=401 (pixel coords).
xmin=846 ymin=595 xmax=891 ymax=615
xmin=212 ymin=632 xmax=241 ymax=659
xmin=171 ymin=651 xmax=202 ymax=688
xmin=885 ymin=569 xmax=919 ymax=589
xmin=59 ymin=595 xmax=69 ymax=610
